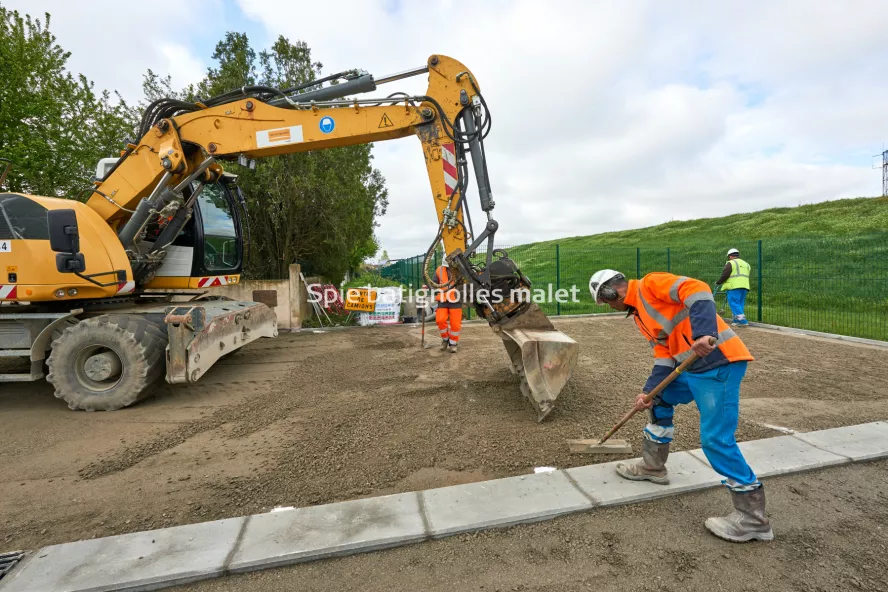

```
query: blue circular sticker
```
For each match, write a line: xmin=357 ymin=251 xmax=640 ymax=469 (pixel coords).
xmin=319 ymin=116 xmax=335 ymax=134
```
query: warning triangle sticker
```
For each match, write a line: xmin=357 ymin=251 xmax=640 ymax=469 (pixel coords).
xmin=378 ymin=113 xmax=394 ymax=128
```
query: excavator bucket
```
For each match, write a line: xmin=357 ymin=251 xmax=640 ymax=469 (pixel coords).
xmin=495 ymin=303 xmax=579 ymax=422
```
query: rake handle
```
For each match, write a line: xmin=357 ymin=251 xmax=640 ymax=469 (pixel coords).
xmin=599 ymin=336 xmax=717 ymax=445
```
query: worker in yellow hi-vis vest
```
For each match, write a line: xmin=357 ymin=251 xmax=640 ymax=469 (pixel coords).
xmin=715 ymin=248 xmax=751 ymax=326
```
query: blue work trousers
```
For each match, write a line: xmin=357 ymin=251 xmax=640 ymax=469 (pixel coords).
xmin=643 ymin=361 xmax=759 ymax=490
xmin=726 ymin=288 xmax=749 ymax=324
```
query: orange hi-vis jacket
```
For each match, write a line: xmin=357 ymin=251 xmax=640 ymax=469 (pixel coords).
xmin=623 ymin=272 xmax=754 ymax=393
xmin=433 ymin=265 xmax=461 ymax=309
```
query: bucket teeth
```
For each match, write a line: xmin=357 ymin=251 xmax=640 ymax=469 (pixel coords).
xmin=496 ymin=304 xmax=578 ymax=421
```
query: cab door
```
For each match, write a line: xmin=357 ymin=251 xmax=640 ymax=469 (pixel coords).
xmin=143 ymin=179 xmax=245 ymax=289
xmin=190 ymin=180 xmax=243 ymax=280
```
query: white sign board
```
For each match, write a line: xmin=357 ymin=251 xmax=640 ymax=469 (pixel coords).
xmin=357 ymin=287 xmax=402 ymax=326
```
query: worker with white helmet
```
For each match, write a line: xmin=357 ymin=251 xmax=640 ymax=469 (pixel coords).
xmin=715 ymin=248 xmax=751 ymax=326
xmin=589 ymin=268 xmax=772 ymax=543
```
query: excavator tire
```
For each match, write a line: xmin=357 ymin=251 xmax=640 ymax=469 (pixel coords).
xmin=46 ymin=314 xmax=168 ymax=411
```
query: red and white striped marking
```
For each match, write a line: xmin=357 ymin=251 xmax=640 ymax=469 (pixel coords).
xmin=116 ymin=281 xmax=135 ymax=295
xmin=0 ymin=285 xmax=17 ymax=300
xmin=442 ymin=143 xmax=457 ymax=196
xmin=197 ymin=276 xmax=230 ymax=288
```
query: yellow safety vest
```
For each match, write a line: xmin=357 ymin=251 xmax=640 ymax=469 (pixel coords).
xmin=722 ymin=258 xmax=751 ymax=291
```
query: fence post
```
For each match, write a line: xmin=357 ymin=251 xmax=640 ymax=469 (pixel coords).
xmin=556 ymin=244 xmax=561 ymax=316
xmin=636 ymin=248 xmax=641 ymax=279
xmin=667 ymin=247 xmax=671 ymax=273
xmin=757 ymin=240 xmax=763 ymax=322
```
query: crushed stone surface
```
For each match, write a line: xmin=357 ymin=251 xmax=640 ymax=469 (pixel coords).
xmin=2 ymin=317 xmax=886 ymax=551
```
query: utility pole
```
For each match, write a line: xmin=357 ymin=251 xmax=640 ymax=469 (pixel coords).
xmin=883 ymin=150 xmax=888 ymax=197
xmin=874 ymin=149 xmax=888 ymax=197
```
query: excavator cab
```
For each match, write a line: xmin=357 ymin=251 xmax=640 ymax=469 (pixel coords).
xmin=193 ymin=178 xmax=245 ymax=275
xmin=140 ymin=176 xmax=246 ymax=289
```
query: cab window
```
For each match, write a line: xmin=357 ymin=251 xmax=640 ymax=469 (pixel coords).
xmin=0 ymin=194 xmax=49 ymax=240
xmin=198 ymin=184 xmax=238 ymax=271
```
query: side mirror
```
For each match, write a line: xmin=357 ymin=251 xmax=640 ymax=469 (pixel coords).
xmin=48 ymin=209 xmax=80 ymax=253
xmin=47 ymin=209 xmax=86 ymax=273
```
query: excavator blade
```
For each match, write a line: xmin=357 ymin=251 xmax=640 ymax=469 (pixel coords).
xmin=495 ymin=304 xmax=578 ymax=422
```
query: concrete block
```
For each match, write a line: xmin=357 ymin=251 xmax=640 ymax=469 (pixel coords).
xmin=421 ymin=470 xmax=593 ymax=537
xmin=228 ymin=492 xmax=427 ymax=573
xmin=689 ymin=435 xmax=847 ymax=478
xmin=566 ymin=451 xmax=722 ymax=506
xmin=793 ymin=422 xmax=888 ymax=462
xmin=0 ymin=517 xmax=245 ymax=592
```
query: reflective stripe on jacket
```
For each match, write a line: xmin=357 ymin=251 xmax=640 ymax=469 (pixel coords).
xmin=722 ymin=258 xmax=751 ymax=291
xmin=434 ymin=265 xmax=460 ymax=308
xmin=623 ymin=272 xmax=754 ymax=393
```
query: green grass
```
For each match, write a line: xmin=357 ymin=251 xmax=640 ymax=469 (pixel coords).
xmin=383 ymin=197 xmax=888 ymax=341
xmin=529 ymin=196 xmax=888 ymax=248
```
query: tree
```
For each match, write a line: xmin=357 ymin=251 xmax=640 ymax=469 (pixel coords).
xmin=0 ymin=6 xmax=135 ymax=197
xmin=144 ymin=32 xmax=388 ymax=282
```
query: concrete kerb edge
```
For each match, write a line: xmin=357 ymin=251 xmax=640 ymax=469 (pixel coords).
xmin=746 ymin=322 xmax=888 ymax=348
xmin=424 ymin=504 xmax=588 ymax=540
xmin=226 ymin=536 xmax=430 ymax=577
xmin=4 ymin=423 xmax=888 ymax=592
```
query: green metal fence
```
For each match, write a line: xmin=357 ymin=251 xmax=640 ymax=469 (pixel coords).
xmin=381 ymin=234 xmax=888 ymax=341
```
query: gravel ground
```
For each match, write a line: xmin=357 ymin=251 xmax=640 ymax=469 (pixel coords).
xmin=174 ymin=460 xmax=888 ymax=592
xmin=2 ymin=316 xmax=887 ymax=552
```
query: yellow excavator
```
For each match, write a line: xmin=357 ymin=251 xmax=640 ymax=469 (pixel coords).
xmin=0 ymin=54 xmax=578 ymax=420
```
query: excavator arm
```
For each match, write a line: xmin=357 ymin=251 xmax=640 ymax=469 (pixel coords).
xmin=89 ymin=56 xmax=481 ymax=296
xmin=84 ymin=54 xmax=578 ymax=420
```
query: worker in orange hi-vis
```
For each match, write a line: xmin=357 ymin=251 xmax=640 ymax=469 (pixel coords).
xmin=433 ymin=259 xmax=462 ymax=353
xmin=588 ymin=269 xmax=772 ymax=543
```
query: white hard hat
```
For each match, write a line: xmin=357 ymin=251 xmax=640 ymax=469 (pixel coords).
xmin=441 ymin=258 xmax=449 ymax=267
xmin=589 ymin=269 xmax=624 ymax=304
xmin=727 ymin=248 xmax=740 ymax=256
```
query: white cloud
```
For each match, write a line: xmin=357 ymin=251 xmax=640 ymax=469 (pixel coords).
xmin=3 ymin=0 xmax=214 ymax=101
xmin=12 ymin=0 xmax=886 ymax=259
xmin=234 ymin=0 xmax=885 ymax=257
xmin=157 ymin=43 xmax=207 ymax=91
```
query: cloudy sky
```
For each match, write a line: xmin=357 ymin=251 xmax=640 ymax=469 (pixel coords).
xmin=9 ymin=0 xmax=886 ymax=257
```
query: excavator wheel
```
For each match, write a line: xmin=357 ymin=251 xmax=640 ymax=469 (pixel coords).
xmin=46 ymin=314 xmax=168 ymax=411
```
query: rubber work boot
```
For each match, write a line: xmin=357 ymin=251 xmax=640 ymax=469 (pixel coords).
xmin=615 ymin=438 xmax=669 ymax=484
xmin=705 ymin=486 xmax=774 ymax=542
xmin=441 ymin=339 xmax=449 ymax=351
xmin=449 ymin=343 xmax=458 ymax=354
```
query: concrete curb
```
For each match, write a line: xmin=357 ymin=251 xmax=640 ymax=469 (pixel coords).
xmin=746 ymin=322 xmax=888 ymax=348
xmin=3 ymin=421 xmax=887 ymax=592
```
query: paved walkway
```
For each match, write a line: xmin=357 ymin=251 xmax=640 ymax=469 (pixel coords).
xmin=2 ymin=422 xmax=887 ymax=592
